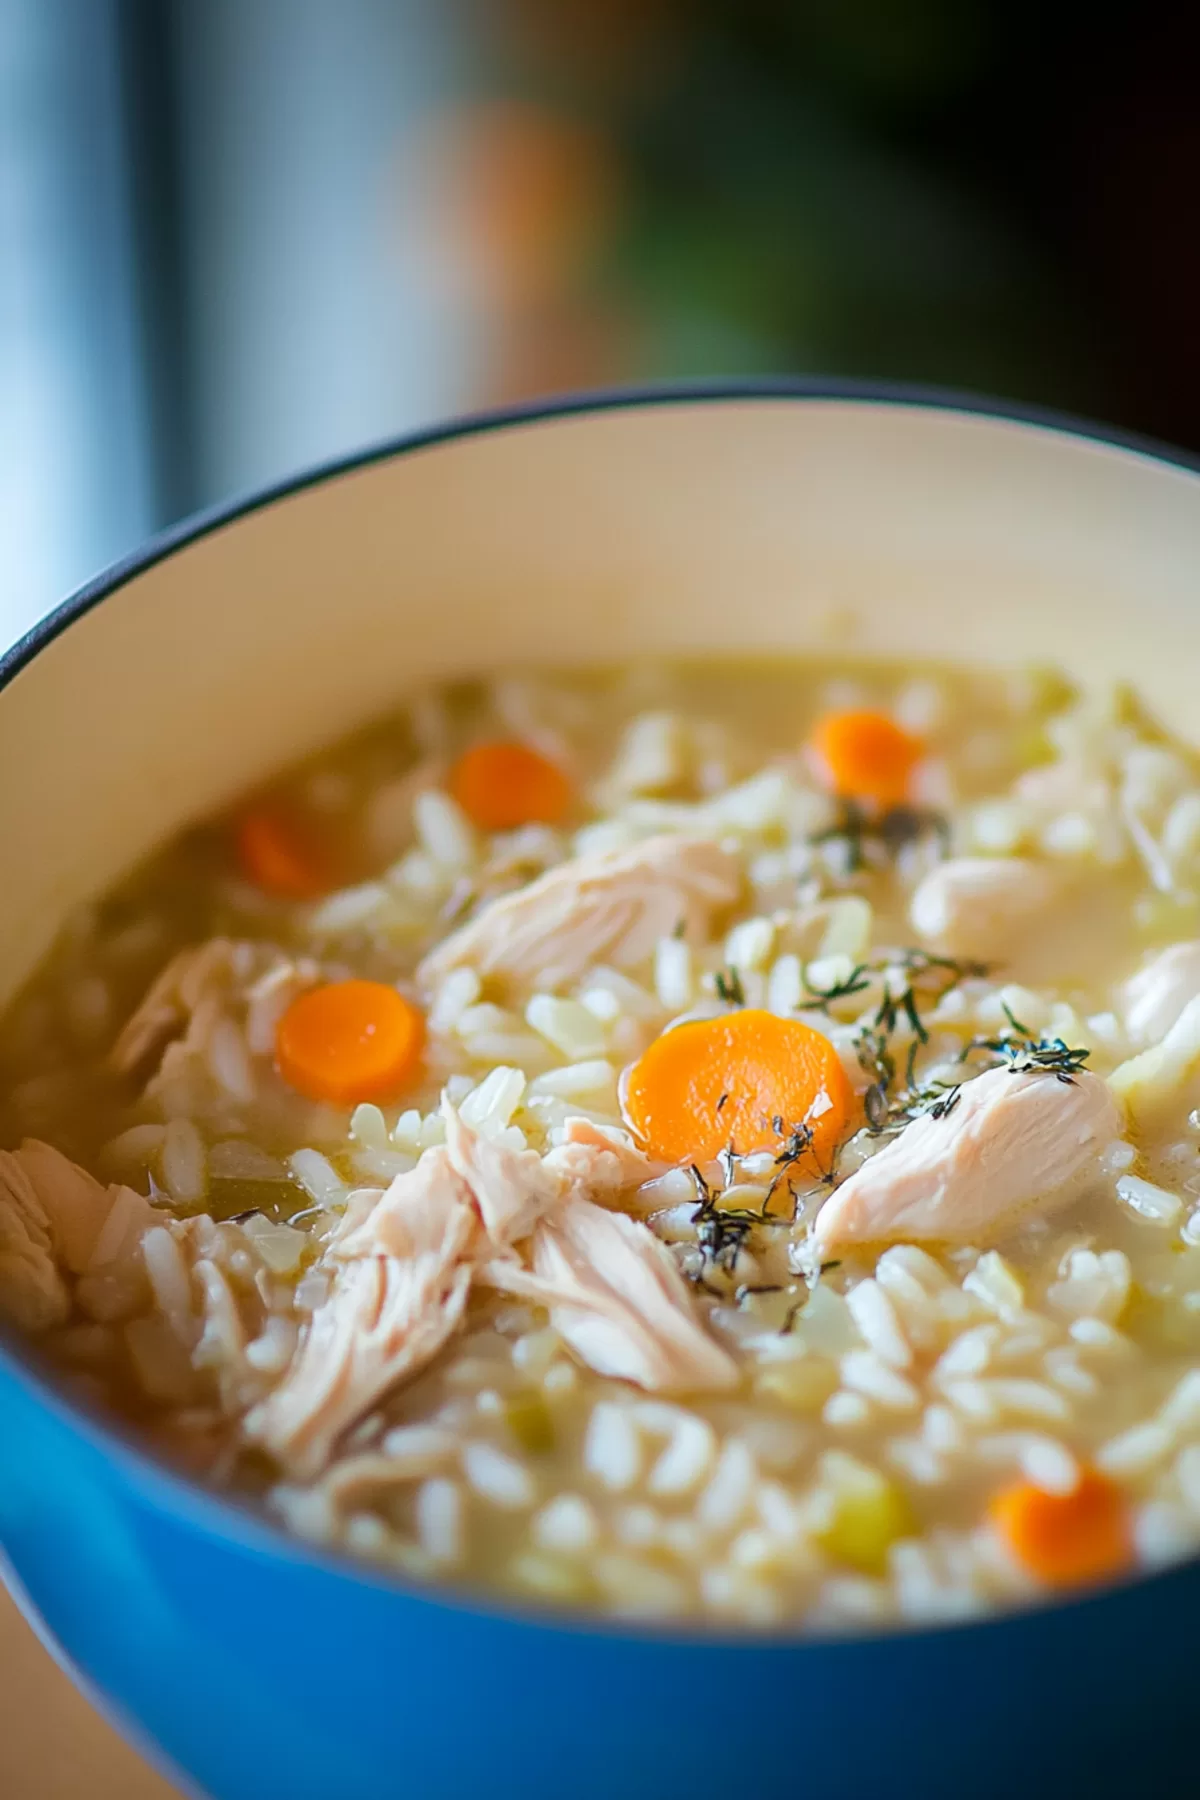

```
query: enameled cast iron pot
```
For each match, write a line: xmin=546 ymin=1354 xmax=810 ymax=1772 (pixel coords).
xmin=2 ymin=385 xmax=1199 ymax=1800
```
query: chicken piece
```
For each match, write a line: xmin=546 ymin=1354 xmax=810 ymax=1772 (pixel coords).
xmin=334 ymin=1148 xmax=479 ymax=1262
xmin=109 ymin=940 xmax=240 ymax=1076
xmin=260 ymin=1107 xmax=688 ymax=1468
xmin=441 ymin=1100 xmax=563 ymax=1245
xmin=342 ymin=1111 xmax=657 ymax=1270
xmin=0 ymin=1140 xmax=158 ymax=1333
xmin=909 ymin=858 xmax=1059 ymax=960
xmin=812 ymin=1065 xmax=1120 ymax=1253
xmin=544 ymin=1117 xmax=659 ymax=1202
xmin=481 ymin=1197 xmax=738 ymax=1393
xmin=191 ymin=1256 xmax=259 ymax=1411
xmin=243 ymin=957 xmax=322 ymax=1056
xmin=81 ymin=1181 xmax=158 ymax=1273
xmin=252 ymin=1168 xmax=477 ymax=1477
xmin=1121 ymin=941 xmax=1200 ymax=1046
xmin=13 ymin=1139 xmax=122 ymax=1272
xmin=418 ymin=835 xmax=740 ymax=992
xmin=1109 ymin=993 xmax=1200 ymax=1118
xmin=253 ymin=1257 xmax=473 ymax=1478
xmin=330 ymin=1184 xmax=388 ymax=1251
xmin=0 ymin=1152 xmax=70 ymax=1331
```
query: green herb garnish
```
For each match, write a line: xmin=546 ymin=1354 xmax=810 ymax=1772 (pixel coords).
xmin=810 ymin=800 xmax=950 ymax=876
xmin=714 ymin=966 xmax=747 ymax=1007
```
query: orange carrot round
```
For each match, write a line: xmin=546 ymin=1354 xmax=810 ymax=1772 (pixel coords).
xmin=276 ymin=981 xmax=425 ymax=1105
xmin=622 ymin=1008 xmax=855 ymax=1169
xmin=236 ymin=806 xmax=332 ymax=900
xmin=989 ymin=1467 xmax=1131 ymax=1589
xmin=449 ymin=740 xmax=571 ymax=832
xmin=809 ymin=708 xmax=923 ymax=810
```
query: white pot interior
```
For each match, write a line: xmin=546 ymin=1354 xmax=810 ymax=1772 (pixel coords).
xmin=3 ymin=395 xmax=1199 ymax=1006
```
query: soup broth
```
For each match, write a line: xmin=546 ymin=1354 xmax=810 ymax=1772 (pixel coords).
xmin=4 ymin=658 xmax=1200 ymax=1629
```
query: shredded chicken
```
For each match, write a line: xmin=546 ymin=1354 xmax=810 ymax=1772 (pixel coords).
xmin=243 ymin=957 xmax=322 ymax=1057
xmin=441 ymin=1103 xmax=563 ymax=1245
xmin=545 ymin=1117 xmax=660 ymax=1201
xmin=259 ymin=1106 xmax=696 ymax=1466
xmin=12 ymin=1139 xmax=111 ymax=1272
xmin=0 ymin=1151 xmax=69 ymax=1331
xmin=109 ymin=940 xmax=239 ymax=1076
xmin=0 ymin=1140 xmax=157 ymax=1332
xmin=1122 ymin=941 xmax=1200 ymax=1047
xmin=812 ymin=1065 xmax=1120 ymax=1252
xmin=111 ymin=938 xmax=315 ymax=1102
xmin=480 ymin=1197 xmax=738 ymax=1392
xmin=334 ymin=1148 xmax=479 ymax=1263
xmin=909 ymin=857 xmax=1059 ymax=960
xmin=261 ymin=1110 xmax=574 ymax=1472
xmin=339 ymin=1106 xmax=654 ymax=1262
xmin=418 ymin=835 xmax=740 ymax=991
xmin=252 ymin=1159 xmax=477 ymax=1476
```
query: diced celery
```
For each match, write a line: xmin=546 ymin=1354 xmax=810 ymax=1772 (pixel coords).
xmin=505 ymin=1390 xmax=555 ymax=1454
xmin=814 ymin=1464 xmax=915 ymax=1575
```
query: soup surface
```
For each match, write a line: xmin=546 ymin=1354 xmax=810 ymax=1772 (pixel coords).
xmin=5 ymin=658 xmax=1200 ymax=1630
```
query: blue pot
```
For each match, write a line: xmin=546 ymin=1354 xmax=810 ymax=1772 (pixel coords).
xmin=3 ymin=383 xmax=1200 ymax=1800
xmin=3 ymin=1341 xmax=1197 ymax=1799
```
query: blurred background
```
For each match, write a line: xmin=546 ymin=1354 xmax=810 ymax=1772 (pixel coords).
xmin=4 ymin=0 xmax=1199 ymax=643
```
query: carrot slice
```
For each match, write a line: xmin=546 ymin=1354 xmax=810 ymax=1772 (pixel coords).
xmin=809 ymin=708 xmax=923 ymax=810
xmin=622 ymin=1009 xmax=855 ymax=1169
xmin=449 ymin=740 xmax=571 ymax=832
xmin=989 ymin=1466 xmax=1131 ymax=1589
xmin=236 ymin=806 xmax=332 ymax=900
xmin=276 ymin=981 xmax=425 ymax=1105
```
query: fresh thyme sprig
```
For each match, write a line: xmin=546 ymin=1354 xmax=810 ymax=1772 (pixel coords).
xmin=850 ymin=951 xmax=986 ymax=1099
xmin=861 ymin=992 xmax=1092 ymax=1141
xmin=687 ymin=1161 xmax=787 ymax=1285
xmin=771 ymin=1117 xmax=816 ymax=1168
xmin=964 ymin=1004 xmax=1092 ymax=1086
xmin=807 ymin=948 xmax=986 ymax=1028
xmin=714 ymin=966 xmax=747 ymax=1007
xmin=810 ymin=800 xmax=950 ymax=875
xmin=802 ymin=963 xmax=873 ymax=1011
xmin=855 ymin=1026 xmax=896 ymax=1099
xmin=684 ymin=1111 xmax=842 ymax=1293
xmin=852 ymin=952 xmax=990 ymax=1131
xmin=902 ymin=1082 xmax=963 ymax=1122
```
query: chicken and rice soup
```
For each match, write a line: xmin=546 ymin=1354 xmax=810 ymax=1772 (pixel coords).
xmin=7 ymin=659 xmax=1200 ymax=1630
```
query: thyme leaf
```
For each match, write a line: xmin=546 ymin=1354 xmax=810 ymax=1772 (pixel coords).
xmin=864 ymin=1082 xmax=890 ymax=1130
xmin=851 ymin=949 xmax=988 ymax=1116
xmin=683 ymin=1114 xmax=837 ymax=1289
xmin=967 ymin=1027 xmax=1091 ymax=1084
xmin=810 ymin=800 xmax=951 ymax=875
xmin=687 ymin=1161 xmax=781 ymax=1279
xmin=772 ymin=1119 xmax=816 ymax=1168
xmin=855 ymin=1025 xmax=896 ymax=1093
xmin=802 ymin=962 xmax=872 ymax=1011
xmin=714 ymin=966 xmax=747 ymax=1007
xmin=850 ymin=950 xmax=991 ymax=1133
